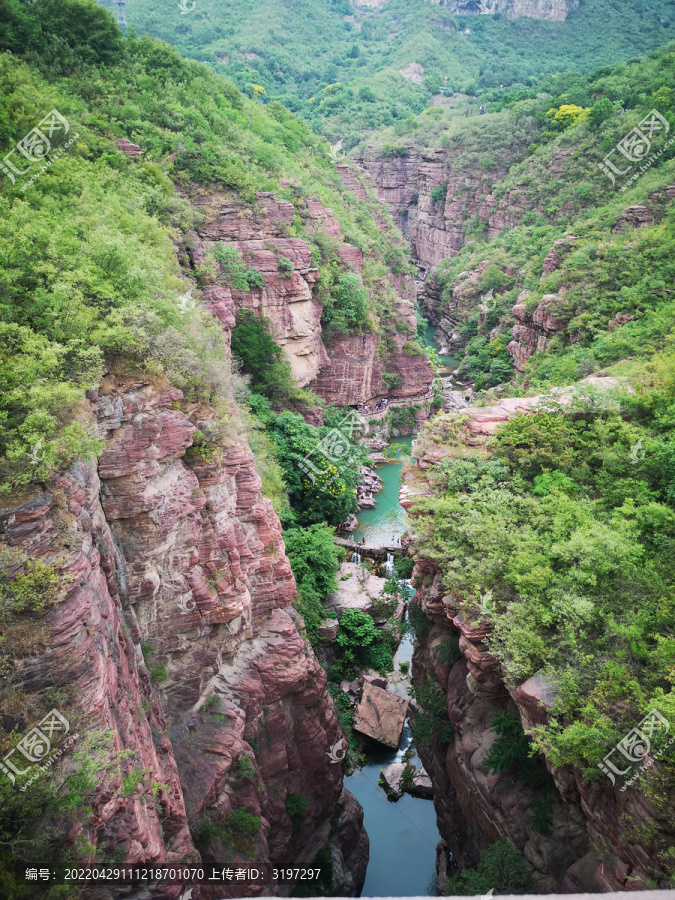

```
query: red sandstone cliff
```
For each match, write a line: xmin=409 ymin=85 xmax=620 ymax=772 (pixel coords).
xmin=186 ymin=190 xmax=432 ymax=409
xmin=0 ymin=375 xmax=368 ymax=896
xmin=0 ymin=191 xmax=373 ymax=894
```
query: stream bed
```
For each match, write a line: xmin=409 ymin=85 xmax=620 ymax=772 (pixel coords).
xmin=345 ymin=437 xmax=441 ymax=896
xmin=344 ymin=617 xmax=440 ymax=896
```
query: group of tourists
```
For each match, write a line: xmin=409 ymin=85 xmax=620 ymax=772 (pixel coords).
xmin=337 ymin=513 xmax=358 ymax=532
xmin=357 ymin=467 xmax=381 ymax=504
xmin=360 ymin=397 xmax=389 ymax=415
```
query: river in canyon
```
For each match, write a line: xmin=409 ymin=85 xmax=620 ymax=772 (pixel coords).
xmin=342 ymin=324 xmax=458 ymax=896
xmin=346 ymin=435 xmax=440 ymax=896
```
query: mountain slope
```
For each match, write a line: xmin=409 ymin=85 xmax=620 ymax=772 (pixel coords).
xmin=120 ymin=0 xmax=675 ymax=141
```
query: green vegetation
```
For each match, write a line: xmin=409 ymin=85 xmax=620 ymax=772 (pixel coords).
xmin=211 ymin=244 xmax=264 ymax=291
xmin=243 ymin=394 xmax=366 ymax=527
xmin=411 ymin=356 xmax=675 ymax=795
xmin=445 ymin=838 xmax=532 ymax=895
xmin=409 ymin=676 xmax=453 ymax=748
xmin=231 ymin=310 xmax=296 ymax=402
xmin=284 ymin=523 xmax=341 ymax=643
xmin=192 ymin=806 xmax=261 ymax=856
xmin=0 ymin=728 xmax=144 ymax=891
xmin=0 ymin=0 xmax=414 ymax=490
xmin=285 ymin=792 xmax=310 ymax=833
xmin=122 ymin=0 xmax=675 ymax=144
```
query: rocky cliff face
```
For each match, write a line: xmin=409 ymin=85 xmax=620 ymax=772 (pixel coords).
xmin=403 ymin=407 xmax=673 ymax=894
xmin=410 ymin=557 xmax=671 ymax=893
xmin=186 ymin=189 xmax=431 ymax=409
xmin=447 ymin=0 xmax=579 ymax=21
xmin=0 ymin=377 xmax=368 ymax=895
xmin=0 ymin=229 xmax=369 ymax=895
xmin=361 ymin=146 xmax=526 ymax=271
xmin=188 ymin=192 xmax=328 ymax=388
xmin=410 ymin=565 xmax=590 ymax=892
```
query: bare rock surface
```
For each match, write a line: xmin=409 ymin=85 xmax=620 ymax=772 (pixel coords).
xmin=325 ymin=562 xmax=387 ymax=618
xmin=353 ymin=683 xmax=408 ymax=748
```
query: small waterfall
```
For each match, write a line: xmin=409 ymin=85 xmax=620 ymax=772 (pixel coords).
xmin=350 ymin=552 xmax=361 ymax=564
xmin=384 ymin=551 xmax=394 ymax=578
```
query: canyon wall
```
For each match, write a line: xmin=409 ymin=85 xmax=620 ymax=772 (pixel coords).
xmin=187 ymin=190 xmax=432 ymax=409
xmin=1 ymin=377 xmax=368 ymax=896
xmin=410 ymin=557 xmax=671 ymax=893
xmin=360 ymin=146 xmax=526 ymax=271
xmin=402 ymin=412 xmax=673 ymax=895
xmin=0 ymin=195 xmax=374 ymax=896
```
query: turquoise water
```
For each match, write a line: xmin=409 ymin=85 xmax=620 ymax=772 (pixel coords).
xmin=344 ymin=611 xmax=440 ymax=897
xmin=423 ymin=322 xmax=458 ymax=371
xmin=347 ymin=441 xmax=441 ymax=896
xmin=352 ymin=436 xmax=413 ymax=545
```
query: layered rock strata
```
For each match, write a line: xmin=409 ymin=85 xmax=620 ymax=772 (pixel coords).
xmin=0 ymin=239 xmax=372 ymax=895
xmin=187 ymin=190 xmax=432 ymax=408
xmin=404 ymin=396 xmax=673 ymax=893
xmin=409 ymin=568 xmax=590 ymax=891
xmin=0 ymin=375 xmax=369 ymax=895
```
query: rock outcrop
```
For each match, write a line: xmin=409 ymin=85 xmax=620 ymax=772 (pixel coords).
xmin=508 ymin=291 xmax=567 ymax=371
xmin=1 ymin=191 xmax=374 ymax=892
xmin=448 ymin=0 xmax=579 ymax=20
xmin=408 ymin=560 xmax=591 ymax=891
xmin=188 ymin=190 xmax=432 ymax=408
xmin=189 ymin=193 xmax=327 ymax=387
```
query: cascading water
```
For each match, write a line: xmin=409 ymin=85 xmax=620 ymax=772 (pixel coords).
xmin=384 ymin=551 xmax=394 ymax=578
xmin=350 ymin=551 xmax=361 ymax=564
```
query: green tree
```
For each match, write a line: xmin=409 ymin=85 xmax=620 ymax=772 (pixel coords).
xmin=231 ymin=310 xmax=295 ymax=402
xmin=445 ymin=839 xmax=532 ymax=895
xmin=588 ymin=97 xmax=614 ymax=129
xmin=336 ymin=608 xmax=378 ymax=649
xmin=284 ymin=524 xmax=341 ymax=642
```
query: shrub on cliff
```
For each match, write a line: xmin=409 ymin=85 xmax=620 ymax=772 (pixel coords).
xmin=231 ymin=310 xmax=295 ymax=403
xmin=445 ymin=838 xmax=532 ymax=895
xmin=284 ymin=523 xmax=341 ymax=643
xmin=245 ymin=398 xmax=364 ymax=526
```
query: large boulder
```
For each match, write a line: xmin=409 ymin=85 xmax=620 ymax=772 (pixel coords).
xmin=353 ymin=683 xmax=408 ymax=748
